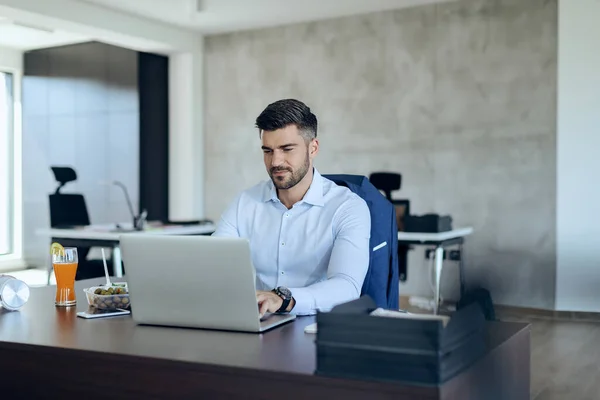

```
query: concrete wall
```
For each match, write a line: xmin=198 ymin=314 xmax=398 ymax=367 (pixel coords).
xmin=556 ymin=0 xmax=600 ymax=312
xmin=204 ymin=0 xmax=557 ymax=308
xmin=0 ymin=45 xmax=22 ymax=71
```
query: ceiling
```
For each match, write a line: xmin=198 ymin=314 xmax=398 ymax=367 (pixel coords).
xmin=0 ymin=0 xmax=450 ymax=51
xmin=0 ymin=16 xmax=90 ymax=50
xmin=78 ymin=0 xmax=449 ymax=35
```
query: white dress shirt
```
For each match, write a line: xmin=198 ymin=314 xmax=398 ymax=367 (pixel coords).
xmin=212 ymin=168 xmax=371 ymax=315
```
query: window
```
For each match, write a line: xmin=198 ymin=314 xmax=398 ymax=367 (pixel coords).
xmin=0 ymin=71 xmax=14 ymax=257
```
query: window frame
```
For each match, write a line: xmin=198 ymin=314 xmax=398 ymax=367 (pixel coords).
xmin=0 ymin=67 xmax=23 ymax=271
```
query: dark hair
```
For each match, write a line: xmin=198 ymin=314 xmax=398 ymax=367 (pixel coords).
xmin=255 ymin=99 xmax=317 ymax=142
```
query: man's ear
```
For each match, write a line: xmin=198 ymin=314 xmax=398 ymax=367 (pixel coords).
xmin=309 ymin=139 xmax=319 ymax=158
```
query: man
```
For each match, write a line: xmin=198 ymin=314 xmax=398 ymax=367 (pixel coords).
xmin=212 ymin=99 xmax=371 ymax=316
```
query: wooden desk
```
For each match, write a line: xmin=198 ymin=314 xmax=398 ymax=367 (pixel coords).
xmin=0 ymin=279 xmax=529 ymax=399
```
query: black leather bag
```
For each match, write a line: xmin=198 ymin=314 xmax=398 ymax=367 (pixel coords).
xmin=457 ymin=287 xmax=496 ymax=321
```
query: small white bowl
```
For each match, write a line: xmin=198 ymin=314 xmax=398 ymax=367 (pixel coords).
xmin=83 ymin=283 xmax=130 ymax=310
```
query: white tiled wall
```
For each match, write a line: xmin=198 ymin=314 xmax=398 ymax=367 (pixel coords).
xmin=22 ymin=42 xmax=139 ymax=267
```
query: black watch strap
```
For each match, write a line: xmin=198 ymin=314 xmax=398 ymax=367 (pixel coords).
xmin=272 ymin=287 xmax=292 ymax=313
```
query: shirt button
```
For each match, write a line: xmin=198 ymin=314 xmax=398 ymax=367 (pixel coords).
xmin=285 ymin=213 xmax=289 ymax=217
xmin=281 ymin=271 xmax=285 ymax=275
xmin=281 ymin=242 xmax=285 ymax=246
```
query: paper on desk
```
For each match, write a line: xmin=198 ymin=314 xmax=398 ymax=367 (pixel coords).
xmin=303 ymin=308 xmax=448 ymax=334
xmin=370 ymin=308 xmax=450 ymax=327
xmin=304 ymin=323 xmax=318 ymax=334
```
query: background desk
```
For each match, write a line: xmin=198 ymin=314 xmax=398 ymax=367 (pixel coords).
xmin=398 ymin=227 xmax=474 ymax=314
xmin=36 ymin=222 xmax=216 ymax=280
xmin=0 ymin=279 xmax=529 ymax=399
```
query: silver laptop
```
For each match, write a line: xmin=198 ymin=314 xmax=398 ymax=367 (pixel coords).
xmin=119 ymin=234 xmax=296 ymax=333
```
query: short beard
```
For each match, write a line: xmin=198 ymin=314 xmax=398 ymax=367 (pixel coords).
xmin=269 ymin=151 xmax=310 ymax=190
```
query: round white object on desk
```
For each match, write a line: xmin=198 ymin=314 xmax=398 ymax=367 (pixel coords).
xmin=0 ymin=276 xmax=30 ymax=311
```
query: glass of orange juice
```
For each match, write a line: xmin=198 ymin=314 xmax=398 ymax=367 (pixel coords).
xmin=51 ymin=245 xmax=78 ymax=307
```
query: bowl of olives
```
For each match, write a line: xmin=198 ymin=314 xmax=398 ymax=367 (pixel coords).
xmin=84 ymin=283 xmax=131 ymax=310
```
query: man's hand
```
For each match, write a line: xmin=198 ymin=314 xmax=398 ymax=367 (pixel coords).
xmin=256 ymin=291 xmax=295 ymax=317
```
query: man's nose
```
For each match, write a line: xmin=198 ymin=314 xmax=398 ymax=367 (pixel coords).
xmin=271 ymin=151 xmax=284 ymax=167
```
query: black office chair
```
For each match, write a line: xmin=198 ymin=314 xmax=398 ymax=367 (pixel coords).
xmin=369 ymin=172 xmax=411 ymax=282
xmin=48 ymin=166 xmax=112 ymax=282
xmin=369 ymin=172 xmax=401 ymax=202
xmin=49 ymin=167 xmax=91 ymax=228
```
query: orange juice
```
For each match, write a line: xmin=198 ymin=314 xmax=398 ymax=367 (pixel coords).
xmin=53 ymin=261 xmax=78 ymax=306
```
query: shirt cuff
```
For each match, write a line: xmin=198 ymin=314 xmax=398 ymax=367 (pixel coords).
xmin=289 ymin=287 xmax=316 ymax=315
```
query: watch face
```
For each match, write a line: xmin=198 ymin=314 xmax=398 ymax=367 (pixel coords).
xmin=277 ymin=286 xmax=292 ymax=299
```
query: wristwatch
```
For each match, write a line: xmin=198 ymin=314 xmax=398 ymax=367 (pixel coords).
xmin=272 ymin=286 xmax=293 ymax=313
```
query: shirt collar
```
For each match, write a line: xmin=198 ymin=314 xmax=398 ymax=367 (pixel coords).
xmin=263 ymin=180 xmax=278 ymax=203
xmin=302 ymin=168 xmax=324 ymax=206
xmin=262 ymin=168 xmax=324 ymax=207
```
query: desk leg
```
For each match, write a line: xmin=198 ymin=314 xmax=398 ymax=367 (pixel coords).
xmin=113 ymin=246 xmax=123 ymax=277
xmin=434 ymin=247 xmax=444 ymax=315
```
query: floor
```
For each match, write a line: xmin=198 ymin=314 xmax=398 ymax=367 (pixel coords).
xmin=402 ymin=296 xmax=600 ymax=400
xmin=9 ymin=267 xmax=56 ymax=286
xmin=499 ymin=310 xmax=600 ymax=400
xmin=7 ymin=269 xmax=600 ymax=399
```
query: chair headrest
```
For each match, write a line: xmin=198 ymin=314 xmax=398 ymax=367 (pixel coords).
xmin=369 ymin=172 xmax=401 ymax=191
xmin=51 ymin=166 xmax=77 ymax=185
xmin=51 ymin=166 xmax=78 ymax=194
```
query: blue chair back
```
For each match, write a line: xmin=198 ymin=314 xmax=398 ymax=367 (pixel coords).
xmin=323 ymin=174 xmax=400 ymax=309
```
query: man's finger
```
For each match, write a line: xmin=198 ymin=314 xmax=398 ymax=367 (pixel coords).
xmin=259 ymin=299 xmax=270 ymax=317
xmin=256 ymin=293 xmax=270 ymax=316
